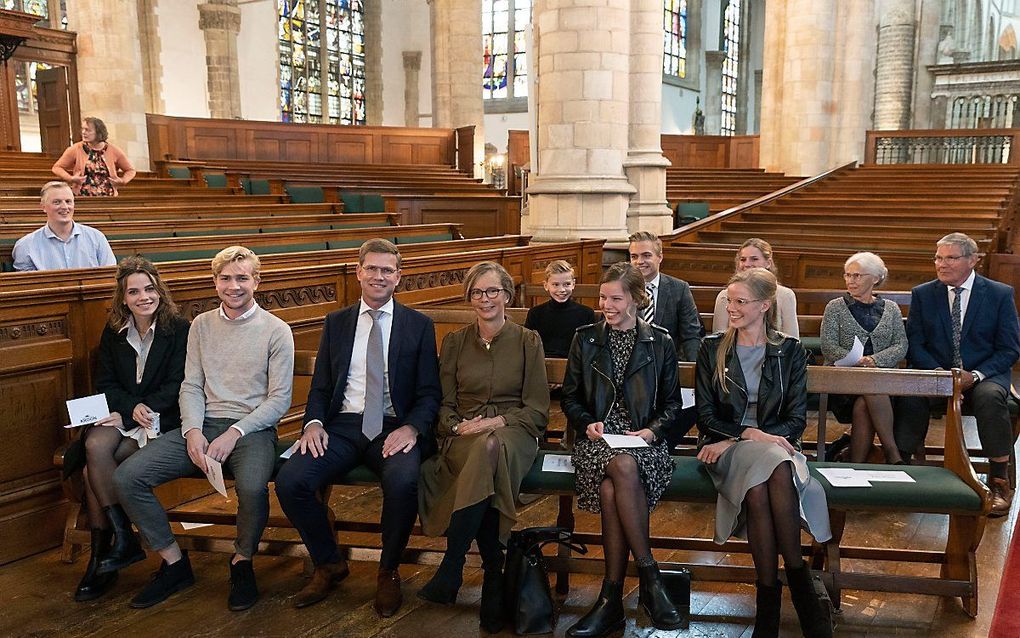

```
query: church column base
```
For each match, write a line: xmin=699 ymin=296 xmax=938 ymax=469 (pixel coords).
xmin=527 ymin=175 xmax=636 ymax=243
xmin=623 ymin=151 xmax=672 ymax=235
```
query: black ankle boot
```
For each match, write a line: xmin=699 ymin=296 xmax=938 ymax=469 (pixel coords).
xmin=566 ymin=579 xmax=625 ymax=638
xmin=637 ymin=560 xmax=683 ymax=630
xmin=96 ymin=505 xmax=146 ymax=574
xmin=417 ymin=554 xmax=465 ymax=605
xmin=752 ymin=580 xmax=782 ymax=638
xmin=785 ymin=563 xmax=833 ymax=638
xmin=75 ymin=528 xmax=118 ymax=602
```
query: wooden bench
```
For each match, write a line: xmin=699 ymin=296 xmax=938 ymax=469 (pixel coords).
xmin=53 ymin=357 xmax=989 ymax=616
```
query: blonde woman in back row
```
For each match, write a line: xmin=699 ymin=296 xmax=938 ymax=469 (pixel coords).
xmin=712 ymin=238 xmax=799 ymax=338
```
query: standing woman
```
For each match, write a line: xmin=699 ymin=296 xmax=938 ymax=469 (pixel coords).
xmin=52 ymin=117 xmax=136 ymax=196
xmin=74 ymin=257 xmax=189 ymax=601
xmin=418 ymin=261 xmax=549 ymax=633
xmin=561 ymin=262 xmax=684 ymax=636
xmin=820 ymin=252 xmax=907 ymax=464
xmin=712 ymin=238 xmax=799 ymax=338
xmin=696 ymin=268 xmax=831 ymax=638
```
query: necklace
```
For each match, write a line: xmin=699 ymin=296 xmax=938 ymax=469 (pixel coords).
xmin=480 ymin=337 xmax=492 ymax=350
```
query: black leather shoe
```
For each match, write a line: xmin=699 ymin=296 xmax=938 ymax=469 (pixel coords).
xmin=130 ymin=551 xmax=195 ymax=609
xmin=96 ymin=505 xmax=146 ymax=574
xmin=479 ymin=563 xmax=505 ymax=633
xmin=228 ymin=559 xmax=259 ymax=611
xmin=637 ymin=560 xmax=683 ymax=630
xmin=417 ymin=557 xmax=464 ymax=605
xmin=566 ymin=579 xmax=625 ymax=638
xmin=786 ymin=563 xmax=833 ymax=638
xmin=75 ymin=528 xmax=118 ymax=602
xmin=752 ymin=580 xmax=782 ymax=638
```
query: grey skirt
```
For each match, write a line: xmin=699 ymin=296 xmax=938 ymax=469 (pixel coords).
xmin=704 ymin=440 xmax=832 ymax=545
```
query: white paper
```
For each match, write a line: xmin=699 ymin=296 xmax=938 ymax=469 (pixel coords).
xmin=680 ymin=388 xmax=695 ymax=409
xmin=279 ymin=441 xmax=300 ymax=459
xmin=66 ymin=393 xmax=110 ymax=427
xmin=833 ymin=336 xmax=865 ymax=367
xmin=203 ymin=455 xmax=229 ymax=498
xmin=816 ymin=468 xmax=873 ymax=487
xmin=601 ymin=433 xmax=650 ymax=449
xmin=854 ymin=470 xmax=915 ymax=483
xmin=962 ymin=415 xmax=978 ymax=430
xmin=180 ymin=522 xmax=214 ymax=530
xmin=541 ymin=454 xmax=575 ymax=473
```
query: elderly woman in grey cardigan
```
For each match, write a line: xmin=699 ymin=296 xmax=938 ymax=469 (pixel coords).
xmin=821 ymin=252 xmax=908 ymax=464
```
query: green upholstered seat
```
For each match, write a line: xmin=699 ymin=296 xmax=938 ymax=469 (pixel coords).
xmin=243 ymin=179 xmax=271 ymax=195
xmin=106 ymin=232 xmax=165 ymax=240
xmin=331 ymin=222 xmax=379 ymax=230
xmin=255 ymin=243 xmax=329 ymax=255
xmin=1 ymin=260 xmax=14 ymax=272
xmin=340 ymin=192 xmax=363 ymax=213
xmin=167 ymin=167 xmax=191 ymax=179
xmin=286 ymin=185 xmax=325 ymax=204
xmin=361 ymin=194 xmax=386 ymax=213
xmin=327 ymin=239 xmax=365 ymax=249
xmin=0 ymin=238 xmax=18 ymax=246
xmin=175 ymin=228 xmax=256 ymax=237
xmin=396 ymin=233 xmax=454 ymax=245
xmin=675 ymin=201 xmax=711 ymax=227
xmin=140 ymin=248 xmax=221 ymax=262
xmin=204 ymin=173 xmax=228 ymax=188
xmin=261 ymin=225 xmax=332 ymax=234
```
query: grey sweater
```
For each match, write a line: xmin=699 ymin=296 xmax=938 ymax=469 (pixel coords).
xmin=820 ymin=296 xmax=907 ymax=368
xmin=180 ymin=305 xmax=295 ymax=436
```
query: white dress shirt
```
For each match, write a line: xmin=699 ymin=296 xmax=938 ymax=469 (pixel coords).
xmin=647 ymin=272 xmax=661 ymax=307
xmin=340 ymin=298 xmax=396 ymax=417
xmin=948 ymin=270 xmax=982 ymax=379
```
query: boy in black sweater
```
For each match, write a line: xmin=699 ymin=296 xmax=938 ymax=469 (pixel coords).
xmin=524 ymin=260 xmax=596 ymax=358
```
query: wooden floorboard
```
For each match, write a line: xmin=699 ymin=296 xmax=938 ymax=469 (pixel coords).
xmin=2 ymin=420 xmax=1013 ymax=637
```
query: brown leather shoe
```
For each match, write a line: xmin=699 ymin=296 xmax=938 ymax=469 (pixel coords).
xmin=292 ymin=561 xmax=350 ymax=609
xmin=374 ymin=568 xmax=403 ymax=618
xmin=988 ymin=477 xmax=1014 ymax=518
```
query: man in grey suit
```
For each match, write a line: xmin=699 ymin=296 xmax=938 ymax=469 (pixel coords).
xmin=629 ymin=231 xmax=703 ymax=361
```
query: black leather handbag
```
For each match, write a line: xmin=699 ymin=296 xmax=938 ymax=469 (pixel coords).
xmin=503 ymin=526 xmax=587 ymax=635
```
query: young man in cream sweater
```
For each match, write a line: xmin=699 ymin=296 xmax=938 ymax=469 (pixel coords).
xmin=113 ymin=246 xmax=294 ymax=610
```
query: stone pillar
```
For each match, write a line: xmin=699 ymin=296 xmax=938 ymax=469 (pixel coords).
xmin=430 ymin=0 xmax=485 ymax=176
xmin=911 ymin=0 xmax=941 ymax=128
xmin=66 ymin=0 xmax=150 ymax=170
xmin=364 ymin=0 xmax=383 ymax=126
xmin=198 ymin=0 xmax=242 ymax=119
xmin=527 ymin=0 xmax=635 ymax=243
xmin=752 ymin=69 xmax=763 ymax=133
xmin=403 ymin=51 xmax=422 ymax=127
xmin=704 ymin=50 xmax=726 ymax=135
xmin=137 ymin=0 xmax=164 ymax=114
xmin=623 ymin=0 xmax=671 ymax=235
xmin=874 ymin=1 xmax=916 ymax=130
xmin=760 ymin=0 xmax=875 ymax=176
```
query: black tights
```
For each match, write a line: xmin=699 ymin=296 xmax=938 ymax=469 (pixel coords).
xmin=599 ymin=454 xmax=652 ymax=582
xmin=744 ymin=461 xmax=804 ymax=585
xmin=83 ymin=427 xmax=139 ymax=529
xmin=444 ymin=435 xmax=503 ymax=567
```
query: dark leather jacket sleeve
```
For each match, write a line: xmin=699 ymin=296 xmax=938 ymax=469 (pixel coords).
xmin=694 ymin=336 xmax=742 ymax=440
xmin=561 ymin=332 xmax=598 ymax=436
xmin=647 ymin=333 xmax=683 ymax=440
xmin=770 ymin=340 xmax=808 ymax=441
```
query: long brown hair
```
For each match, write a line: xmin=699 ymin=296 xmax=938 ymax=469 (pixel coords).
xmin=714 ymin=268 xmax=782 ymax=392
xmin=108 ymin=256 xmax=180 ymax=333
xmin=600 ymin=262 xmax=650 ymax=312
xmin=734 ymin=237 xmax=778 ymax=276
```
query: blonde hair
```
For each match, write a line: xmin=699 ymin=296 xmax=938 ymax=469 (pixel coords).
xmin=600 ymin=262 xmax=650 ymax=311
xmin=211 ymin=245 xmax=261 ymax=277
xmin=735 ymin=238 xmax=778 ymax=276
xmin=463 ymin=261 xmax=515 ymax=305
xmin=359 ymin=238 xmax=401 ymax=268
xmin=628 ymin=231 xmax=663 ymax=256
xmin=40 ymin=180 xmax=72 ymax=200
xmin=714 ymin=268 xmax=782 ymax=392
xmin=544 ymin=259 xmax=574 ymax=279
xmin=108 ymin=257 xmax=180 ymax=333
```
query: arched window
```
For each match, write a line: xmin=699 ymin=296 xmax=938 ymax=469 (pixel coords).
xmin=721 ymin=0 xmax=741 ymax=136
xmin=482 ymin=0 xmax=531 ymax=107
xmin=278 ymin=0 xmax=365 ymax=125
xmin=663 ymin=0 xmax=688 ymax=78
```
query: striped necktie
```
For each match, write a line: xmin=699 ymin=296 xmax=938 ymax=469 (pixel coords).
xmin=362 ymin=309 xmax=385 ymax=440
xmin=642 ymin=283 xmax=656 ymax=323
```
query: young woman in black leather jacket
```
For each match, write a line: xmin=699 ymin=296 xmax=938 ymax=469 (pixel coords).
xmin=695 ymin=267 xmax=832 ymax=638
xmin=561 ymin=262 xmax=684 ymax=637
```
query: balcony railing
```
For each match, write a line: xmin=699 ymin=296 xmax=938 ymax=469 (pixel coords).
xmin=865 ymin=128 xmax=1020 ymax=165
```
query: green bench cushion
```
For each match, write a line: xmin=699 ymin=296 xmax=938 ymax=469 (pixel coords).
xmin=286 ymin=185 xmax=325 ymax=204
xmin=396 ymin=233 xmax=454 ymax=245
xmin=340 ymin=192 xmax=362 ymax=212
xmin=243 ymin=179 xmax=271 ymax=195
xmin=167 ymin=167 xmax=191 ymax=179
xmin=332 ymin=222 xmax=379 ymax=230
xmin=328 ymin=239 xmax=365 ymax=250
xmin=261 ymin=225 xmax=333 ymax=234
xmin=361 ymin=194 xmax=385 ymax=213
xmin=135 ymin=248 xmax=221 ymax=262
xmin=255 ymin=242 xmax=329 ymax=255
xmin=175 ymin=228 xmax=256 ymax=237
xmin=204 ymin=174 xmax=228 ymax=188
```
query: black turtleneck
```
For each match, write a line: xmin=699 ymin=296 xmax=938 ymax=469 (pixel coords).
xmin=524 ymin=297 xmax=597 ymax=358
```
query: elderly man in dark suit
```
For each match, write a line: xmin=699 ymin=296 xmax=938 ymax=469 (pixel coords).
xmin=894 ymin=233 xmax=1020 ymax=517
xmin=628 ymin=231 xmax=703 ymax=360
xmin=275 ymin=238 xmax=442 ymax=614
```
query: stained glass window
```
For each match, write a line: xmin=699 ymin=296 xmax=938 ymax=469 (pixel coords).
xmin=482 ymin=0 xmax=531 ymax=101
xmin=278 ymin=0 xmax=365 ymax=125
xmin=721 ymin=0 xmax=741 ymax=135
xmin=2 ymin=0 xmax=67 ymax=27
xmin=14 ymin=61 xmax=52 ymax=114
xmin=663 ymin=0 xmax=687 ymax=78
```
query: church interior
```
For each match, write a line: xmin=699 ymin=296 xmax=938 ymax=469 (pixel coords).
xmin=3 ymin=0 xmax=1020 ymax=636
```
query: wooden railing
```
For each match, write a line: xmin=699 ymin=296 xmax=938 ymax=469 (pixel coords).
xmin=864 ymin=128 xmax=1020 ymax=165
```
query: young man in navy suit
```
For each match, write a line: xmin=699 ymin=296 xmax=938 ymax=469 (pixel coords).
xmin=894 ymin=233 xmax=1020 ymax=517
xmin=275 ymin=238 xmax=442 ymax=614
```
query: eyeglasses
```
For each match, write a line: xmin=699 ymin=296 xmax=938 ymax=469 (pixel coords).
xmin=843 ymin=272 xmax=872 ymax=281
xmin=362 ymin=265 xmax=399 ymax=277
xmin=933 ymin=255 xmax=967 ymax=264
xmin=469 ymin=287 xmax=507 ymax=300
xmin=723 ymin=296 xmax=764 ymax=307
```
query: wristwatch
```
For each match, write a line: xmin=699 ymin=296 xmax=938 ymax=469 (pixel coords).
xmin=971 ymin=371 xmax=981 ymax=385
xmin=452 ymin=424 xmax=459 ymax=435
